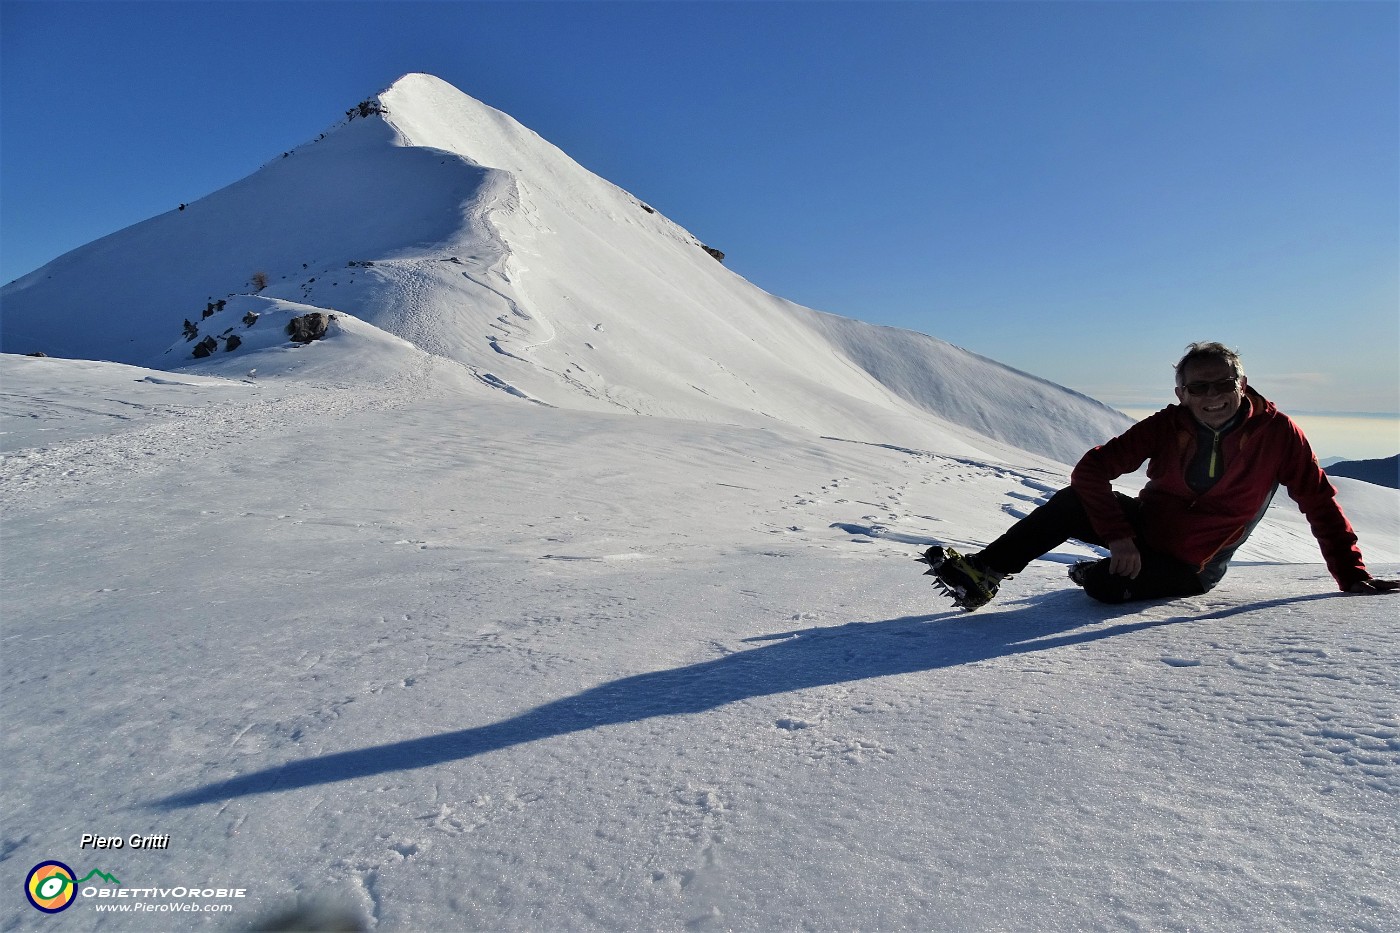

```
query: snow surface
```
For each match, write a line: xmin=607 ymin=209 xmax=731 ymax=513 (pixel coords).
xmin=2 ymin=73 xmax=1398 ymax=932
xmin=2 ymin=350 xmax=1397 ymax=933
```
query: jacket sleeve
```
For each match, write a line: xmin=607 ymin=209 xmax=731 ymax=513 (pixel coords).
xmin=1275 ymin=417 xmax=1369 ymax=590
xmin=1070 ymin=412 xmax=1169 ymax=544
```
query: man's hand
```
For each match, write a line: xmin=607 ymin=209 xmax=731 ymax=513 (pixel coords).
xmin=1348 ymin=578 xmax=1400 ymax=595
xmin=1107 ymin=538 xmax=1142 ymax=579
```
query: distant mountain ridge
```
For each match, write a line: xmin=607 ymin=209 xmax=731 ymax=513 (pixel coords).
xmin=0 ymin=72 xmax=1131 ymax=464
xmin=1326 ymin=455 xmax=1400 ymax=490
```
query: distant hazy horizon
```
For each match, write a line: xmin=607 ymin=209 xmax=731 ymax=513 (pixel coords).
xmin=1116 ymin=407 xmax=1398 ymax=463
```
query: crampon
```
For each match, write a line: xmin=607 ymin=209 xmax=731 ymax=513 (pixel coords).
xmin=917 ymin=545 xmax=1004 ymax=611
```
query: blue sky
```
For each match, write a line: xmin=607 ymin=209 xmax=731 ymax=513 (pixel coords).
xmin=2 ymin=1 xmax=1396 ymax=441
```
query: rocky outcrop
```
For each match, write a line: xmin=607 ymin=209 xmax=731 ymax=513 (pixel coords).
xmin=287 ymin=313 xmax=336 ymax=344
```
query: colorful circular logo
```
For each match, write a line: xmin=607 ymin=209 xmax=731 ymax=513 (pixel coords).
xmin=25 ymin=861 xmax=78 ymax=913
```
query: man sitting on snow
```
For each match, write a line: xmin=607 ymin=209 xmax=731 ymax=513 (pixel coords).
xmin=922 ymin=341 xmax=1399 ymax=610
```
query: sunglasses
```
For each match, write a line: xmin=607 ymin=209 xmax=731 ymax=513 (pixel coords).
xmin=1181 ymin=377 xmax=1239 ymax=397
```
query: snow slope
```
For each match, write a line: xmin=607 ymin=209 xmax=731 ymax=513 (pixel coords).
xmin=1 ymin=352 xmax=1397 ymax=932
xmin=0 ymin=73 xmax=1130 ymax=465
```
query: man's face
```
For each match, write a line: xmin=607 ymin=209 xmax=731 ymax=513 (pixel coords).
xmin=1175 ymin=358 xmax=1246 ymax=429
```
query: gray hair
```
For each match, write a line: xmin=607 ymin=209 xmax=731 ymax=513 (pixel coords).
xmin=1175 ymin=341 xmax=1245 ymax=385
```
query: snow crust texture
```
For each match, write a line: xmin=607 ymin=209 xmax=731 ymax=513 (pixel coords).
xmin=2 ymin=352 xmax=1397 ymax=933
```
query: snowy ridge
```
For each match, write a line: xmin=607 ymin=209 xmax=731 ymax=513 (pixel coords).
xmin=804 ymin=310 xmax=1129 ymax=464
xmin=0 ymin=72 xmax=1130 ymax=465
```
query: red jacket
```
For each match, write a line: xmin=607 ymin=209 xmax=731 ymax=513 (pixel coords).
xmin=1071 ymin=388 xmax=1367 ymax=590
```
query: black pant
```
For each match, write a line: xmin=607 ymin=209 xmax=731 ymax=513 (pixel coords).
xmin=977 ymin=488 xmax=1208 ymax=604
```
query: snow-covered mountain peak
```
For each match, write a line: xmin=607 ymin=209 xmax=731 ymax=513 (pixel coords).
xmin=374 ymin=73 xmax=550 ymax=166
xmin=0 ymin=73 xmax=1132 ymax=464
xmin=353 ymin=73 xmax=618 ymax=217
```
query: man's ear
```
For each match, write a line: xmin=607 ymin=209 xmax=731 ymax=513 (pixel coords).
xmin=1174 ymin=385 xmax=1187 ymax=404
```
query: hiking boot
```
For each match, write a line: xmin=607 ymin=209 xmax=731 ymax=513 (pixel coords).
xmin=1068 ymin=559 xmax=1101 ymax=587
xmin=918 ymin=545 xmax=1006 ymax=611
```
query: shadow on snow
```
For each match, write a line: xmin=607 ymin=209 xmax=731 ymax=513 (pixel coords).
xmin=152 ymin=590 xmax=1335 ymax=809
